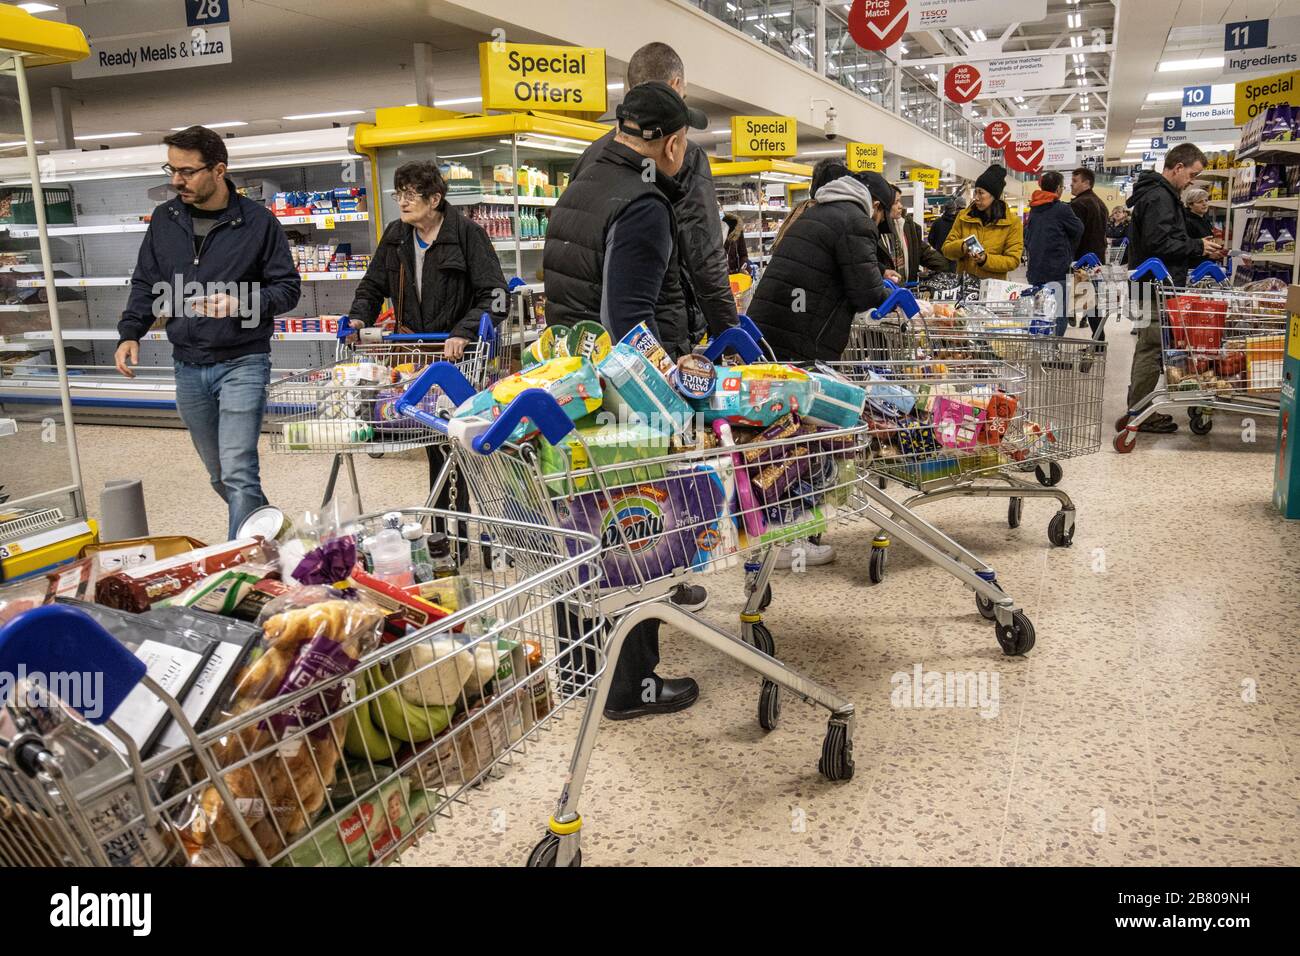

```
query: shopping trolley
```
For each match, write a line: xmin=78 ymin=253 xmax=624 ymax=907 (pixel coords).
xmin=844 ymin=289 xmax=1106 ymax=569
xmin=1114 ymin=259 xmax=1286 ymax=452
xmin=265 ymin=313 xmax=498 ymax=509
xmin=0 ymin=508 xmax=602 ymax=867
xmin=1105 ymin=237 xmax=1129 ymax=267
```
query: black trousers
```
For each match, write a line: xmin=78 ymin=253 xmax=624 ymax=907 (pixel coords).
xmin=425 ymin=443 xmax=469 ymax=551
xmin=556 ymin=606 xmax=659 ymax=710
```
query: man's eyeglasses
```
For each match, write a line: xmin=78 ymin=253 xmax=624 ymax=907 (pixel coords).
xmin=162 ymin=163 xmax=215 ymax=179
xmin=390 ymin=189 xmax=425 ymax=204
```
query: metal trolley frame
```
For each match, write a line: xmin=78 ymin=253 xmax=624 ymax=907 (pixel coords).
xmin=1114 ymin=259 xmax=1286 ymax=453
xmin=0 ymin=508 xmax=603 ymax=868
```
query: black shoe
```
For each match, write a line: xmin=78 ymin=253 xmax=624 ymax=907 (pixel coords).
xmin=669 ymin=583 xmax=708 ymax=613
xmin=1138 ymin=416 xmax=1178 ymax=434
xmin=603 ymin=677 xmax=699 ymax=721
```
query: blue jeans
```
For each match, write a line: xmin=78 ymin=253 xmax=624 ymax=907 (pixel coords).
xmin=174 ymin=354 xmax=272 ymax=539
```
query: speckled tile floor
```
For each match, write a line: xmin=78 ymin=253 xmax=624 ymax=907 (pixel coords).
xmin=6 ymin=313 xmax=1298 ymax=866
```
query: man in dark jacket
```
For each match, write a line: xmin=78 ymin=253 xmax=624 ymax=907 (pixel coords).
xmin=1026 ymin=171 xmax=1084 ymax=334
xmin=748 ymin=170 xmax=892 ymax=362
xmin=1069 ymin=167 xmax=1108 ymax=262
xmin=544 ymin=81 xmax=708 ymax=721
xmin=1124 ymin=143 xmax=1221 ymax=432
xmin=570 ymin=42 xmax=737 ymax=354
xmin=888 ymin=187 xmax=951 ymax=283
xmin=114 ymin=126 xmax=301 ymax=539
xmin=927 ymin=198 xmax=959 ymax=270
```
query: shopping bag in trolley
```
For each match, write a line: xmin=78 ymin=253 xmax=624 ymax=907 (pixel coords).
xmin=1164 ymin=294 xmax=1228 ymax=351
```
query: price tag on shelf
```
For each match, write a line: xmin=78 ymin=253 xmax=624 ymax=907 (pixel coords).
xmin=322 ymin=216 xmax=335 ymax=230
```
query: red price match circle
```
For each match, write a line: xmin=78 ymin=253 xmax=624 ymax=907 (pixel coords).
xmin=1006 ymin=140 xmax=1046 ymax=174
xmin=984 ymin=121 xmax=1012 ymax=150
xmin=848 ymin=0 xmax=910 ymax=52
xmin=944 ymin=64 xmax=983 ymax=104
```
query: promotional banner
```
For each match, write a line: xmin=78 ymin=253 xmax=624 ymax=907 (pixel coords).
xmin=68 ymin=0 xmax=233 ymax=79
xmin=479 ymin=43 xmax=607 ymax=112
xmin=1234 ymin=69 xmax=1300 ymax=124
xmin=983 ymin=121 xmax=1012 ymax=149
xmin=1044 ymin=138 xmax=1078 ymax=168
xmin=906 ymin=168 xmax=941 ymax=189
xmin=1004 ymin=140 xmax=1045 ymax=175
xmin=944 ymin=64 xmax=983 ymax=103
xmin=731 ymin=116 xmax=798 ymax=158
xmin=847 ymin=0 xmax=909 ymax=52
xmin=964 ymin=54 xmax=1066 ymax=98
xmin=1005 ymin=115 xmax=1074 ymax=140
xmin=845 ymin=141 xmax=886 ymax=173
xmin=912 ymin=0 xmax=1047 ymax=31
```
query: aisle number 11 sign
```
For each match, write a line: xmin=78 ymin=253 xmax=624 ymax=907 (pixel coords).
xmin=846 ymin=142 xmax=885 ymax=173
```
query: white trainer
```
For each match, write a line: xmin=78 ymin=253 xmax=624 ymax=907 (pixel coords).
xmin=773 ymin=540 xmax=836 ymax=569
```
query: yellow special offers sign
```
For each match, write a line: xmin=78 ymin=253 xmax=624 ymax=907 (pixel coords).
xmin=479 ymin=43 xmax=607 ymax=112
xmin=1235 ymin=69 xmax=1300 ymax=124
xmin=846 ymin=142 xmax=885 ymax=173
xmin=907 ymin=168 xmax=941 ymax=189
xmin=731 ymin=115 xmax=798 ymax=158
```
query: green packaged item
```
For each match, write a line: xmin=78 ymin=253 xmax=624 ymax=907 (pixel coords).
xmin=537 ymin=421 xmax=672 ymax=494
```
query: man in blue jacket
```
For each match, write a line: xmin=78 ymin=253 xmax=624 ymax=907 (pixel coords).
xmin=1025 ymin=170 xmax=1084 ymax=335
xmin=114 ymin=126 xmax=301 ymax=538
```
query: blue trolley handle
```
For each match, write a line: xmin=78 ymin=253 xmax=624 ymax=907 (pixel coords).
xmin=1074 ymin=253 xmax=1101 ymax=269
xmin=1190 ymin=261 xmax=1227 ymax=285
xmin=395 ymin=362 xmax=576 ymax=454
xmin=881 ymin=278 xmax=897 ymax=292
xmin=1129 ymin=257 xmax=1172 ymax=284
xmin=337 ymin=312 xmax=496 ymax=349
xmin=868 ymin=288 xmax=921 ymax=321
xmin=701 ymin=325 xmax=766 ymax=364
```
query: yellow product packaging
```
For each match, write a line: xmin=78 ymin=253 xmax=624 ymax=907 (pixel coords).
xmin=490 ymin=356 xmax=604 ymax=422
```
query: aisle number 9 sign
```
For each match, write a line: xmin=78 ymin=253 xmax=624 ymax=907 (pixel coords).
xmin=186 ymin=0 xmax=230 ymax=26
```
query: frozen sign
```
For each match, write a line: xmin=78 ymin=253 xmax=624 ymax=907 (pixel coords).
xmin=72 ymin=26 xmax=232 ymax=79
xmin=974 ymin=54 xmax=1066 ymax=98
xmin=913 ymin=0 xmax=1047 ymax=31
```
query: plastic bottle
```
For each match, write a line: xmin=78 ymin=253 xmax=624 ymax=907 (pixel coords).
xmin=404 ymin=523 xmax=432 ymax=582
xmin=370 ymin=526 xmax=415 ymax=587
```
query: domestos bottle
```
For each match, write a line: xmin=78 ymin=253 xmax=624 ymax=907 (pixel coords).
xmin=6 ymin=687 xmax=177 ymax=866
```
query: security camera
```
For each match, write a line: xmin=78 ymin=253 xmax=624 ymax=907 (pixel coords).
xmin=824 ymin=106 xmax=839 ymax=140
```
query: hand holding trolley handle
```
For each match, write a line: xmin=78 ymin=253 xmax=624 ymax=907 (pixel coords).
xmin=338 ymin=311 xmax=497 ymax=361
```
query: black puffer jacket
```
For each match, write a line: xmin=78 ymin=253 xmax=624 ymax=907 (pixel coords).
xmin=1183 ymin=207 xmax=1215 ymax=269
xmin=1126 ymin=170 xmax=1202 ymax=286
xmin=347 ymin=202 xmax=507 ymax=337
xmin=1025 ymin=194 xmax=1084 ymax=286
xmin=748 ymin=175 xmax=889 ymax=362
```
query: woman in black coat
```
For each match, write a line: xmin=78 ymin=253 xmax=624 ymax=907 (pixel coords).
xmin=1181 ymin=186 xmax=1216 ymax=269
xmin=346 ymin=160 xmax=507 ymax=539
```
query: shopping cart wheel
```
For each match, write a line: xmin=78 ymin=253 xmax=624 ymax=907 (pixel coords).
xmin=818 ymin=718 xmax=855 ymax=781
xmin=868 ymin=545 xmax=888 ymax=585
xmin=527 ymin=833 xmax=582 ymax=868
xmin=1112 ymin=429 xmax=1137 ymax=454
xmin=368 ymin=452 xmax=385 ymax=460
xmin=1114 ymin=413 xmax=1130 ymax=432
xmin=750 ymin=621 xmax=775 ymax=656
xmin=1035 ymin=461 xmax=1063 ymax=487
xmin=1188 ymin=408 xmax=1213 ymax=435
xmin=877 ymin=476 xmax=888 ymax=490
xmin=758 ymin=583 xmax=773 ymax=612
xmin=975 ymin=582 xmax=1003 ymax=621
xmin=758 ymin=680 xmax=781 ymax=731
xmin=1048 ymin=511 xmax=1074 ymax=547
xmin=1007 ymin=498 xmax=1023 ymax=529
xmin=995 ymin=612 xmax=1036 ymax=656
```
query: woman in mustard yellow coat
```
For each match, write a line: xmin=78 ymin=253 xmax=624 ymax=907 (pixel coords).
xmin=942 ymin=164 xmax=1024 ymax=280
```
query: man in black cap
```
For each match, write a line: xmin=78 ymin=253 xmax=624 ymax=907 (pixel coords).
xmin=543 ymin=80 xmax=708 ymax=720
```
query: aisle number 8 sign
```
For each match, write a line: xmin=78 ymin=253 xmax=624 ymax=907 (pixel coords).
xmin=848 ymin=0 xmax=910 ymax=52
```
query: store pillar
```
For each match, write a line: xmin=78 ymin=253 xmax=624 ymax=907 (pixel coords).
xmin=413 ymin=42 xmax=437 ymax=108
xmin=51 ymin=86 xmax=75 ymax=150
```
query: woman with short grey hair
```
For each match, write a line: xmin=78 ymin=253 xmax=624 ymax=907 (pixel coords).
xmin=1181 ymin=186 xmax=1217 ymax=269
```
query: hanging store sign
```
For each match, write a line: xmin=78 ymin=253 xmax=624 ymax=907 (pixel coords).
xmin=1234 ymin=69 xmax=1300 ymax=123
xmin=1004 ymin=140 xmax=1045 ymax=175
xmin=1225 ymin=46 xmax=1300 ymax=77
xmin=1182 ymin=103 xmax=1237 ymax=123
xmin=1044 ymin=139 xmax=1077 ymax=167
xmin=478 ymin=43 xmax=607 ymax=112
xmin=1224 ymin=15 xmax=1300 ymax=52
xmin=983 ymin=121 xmax=1012 ymax=149
xmin=1005 ymin=115 xmax=1074 ymax=140
xmin=731 ymin=116 xmax=798 ymax=158
xmin=945 ymin=64 xmax=983 ymax=103
xmin=906 ymin=168 xmax=941 ymax=189
xmin=70 ymin=25 xmax=231 ymax=79
xmin=912 ymin=0 xmax=1047 ymax=31
xmin=848 ymin=0 xmax=910 ymax=52
xmin=845 ymin=141 xmax=886 ymax=173
xmin=959 ymin=54 xmax=1066 ymax=99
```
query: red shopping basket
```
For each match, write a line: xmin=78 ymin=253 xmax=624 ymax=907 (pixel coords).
xmin=1165 ymin=294 xmax=1227 ymax=351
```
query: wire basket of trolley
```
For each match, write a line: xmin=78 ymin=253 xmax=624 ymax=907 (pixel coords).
xmin=1105 ymin=237 xmax=1129 ymax=268
xmin=263 ymin=312 xmax=498 ymax=510
xmin=843 ymin=288 xmax=1105 ymax=555
xmin=0 ymin=506 xmax=603 ymax=867
xmin=1113 ymin=259 xmax=1287 ymax=453
xmin=393 ymin=323 xmax=891 ymax=866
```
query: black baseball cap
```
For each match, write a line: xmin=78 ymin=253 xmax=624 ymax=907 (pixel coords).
xmin=616 ymin=81 xmax=708 ymax=140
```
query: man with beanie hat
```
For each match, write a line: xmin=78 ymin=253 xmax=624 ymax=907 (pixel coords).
xmin=543 ymin=80 xmax=709 ymax=720
xmin=942 ymin=164 xmax=1024 ymax=281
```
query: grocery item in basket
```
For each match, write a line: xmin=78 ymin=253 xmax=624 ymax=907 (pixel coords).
xmin=668 ymin=456 xmax=740 ymax=574
xmin=332 ymin=362 xmax=394 ymax=387
xmin=749 ymin=443 xmax=812 ymax=507
xmin=373 ymin=379 xmax=448 ymax=434
xmin=565 ymin=320 xmax=613 ymax=364
xmin=670 ymin=353 xmax=717 ymax=400
xmin=804 ymin=368 xmax=868 ymax=429
xmin=521 ymin=325 xmax=562 ymax=367
xmin=94 ymin=538 xmax=271 ymax=612
xmin=979 ymin=391 xmax=1019 ymax=446
xmin=597 ymin=343 xmax=693 ymax=436
xmin=182 ymin=592 xmax=383 ymax=862
xmin=931 ymin=395 xmax=987 ymax=449
xmin=862 ymin=370 xmax=917 ymax=418
xmin=282 ymin=419 xmax=375 ymax=450
xmin=551 ymin=470 xmax=726 ymax=590
xmin=737 ymin=412 xmax=802 ymax=464
xmin=697 ymin=364 xmax=812 ymax=428
xmin=161 ymin=564 xmax=276 ymax=615
xmin=449 ymin=356 xmax=603 ymax=442
xmin=617 ymin=322 xmax=675 ymax=377
xmin=537 ymin=420 xmax=671 ymax=494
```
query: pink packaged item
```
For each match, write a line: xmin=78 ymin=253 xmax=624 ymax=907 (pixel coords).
xmin=931 ymin=396 xmax=986 ymax=449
